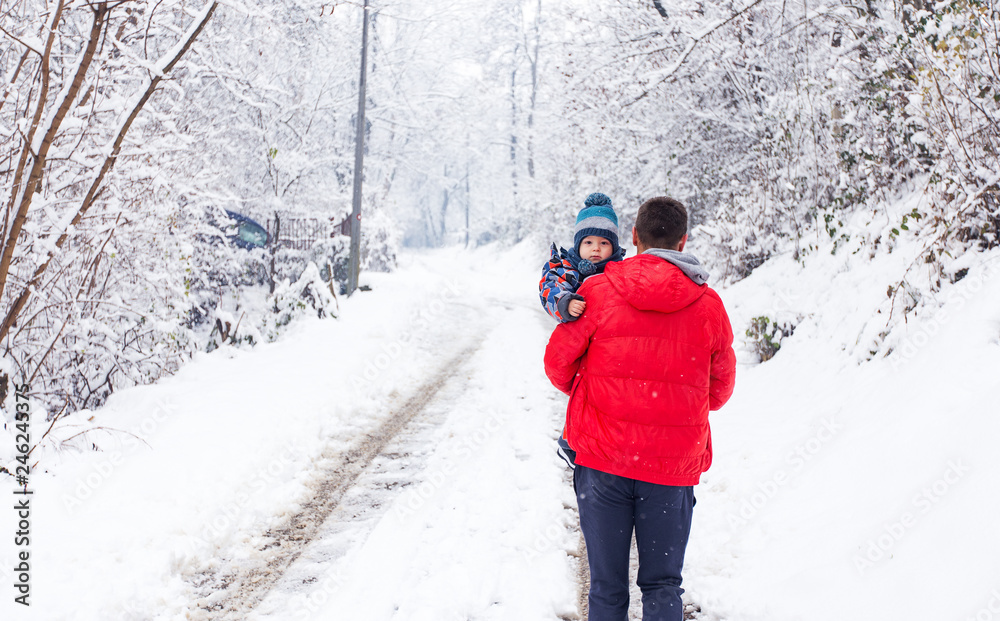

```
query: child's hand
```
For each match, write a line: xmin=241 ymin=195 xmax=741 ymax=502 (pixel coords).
xmin=568 ymin=299 xmax=586 ymax=317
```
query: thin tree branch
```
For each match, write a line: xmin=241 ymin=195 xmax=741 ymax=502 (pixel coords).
xmin=0 ymin=24 xmax=44 ymax=55
xmin=626 ymin=0 xmax=767 ymax=107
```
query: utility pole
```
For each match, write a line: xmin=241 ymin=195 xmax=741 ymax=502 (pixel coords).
xmin=347 ymin=0 xmax=370 ymax=295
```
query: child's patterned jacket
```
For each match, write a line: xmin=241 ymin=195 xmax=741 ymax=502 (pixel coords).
xmin=539 ymin=243 xmax=626 ymax=322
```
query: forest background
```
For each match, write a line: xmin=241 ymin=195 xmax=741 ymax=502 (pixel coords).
xmin=0 ymin=0 xmax=997 ymax=420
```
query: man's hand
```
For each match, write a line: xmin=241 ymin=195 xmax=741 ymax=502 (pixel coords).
xmin=568 ymin=298 xmax=587 ymax=317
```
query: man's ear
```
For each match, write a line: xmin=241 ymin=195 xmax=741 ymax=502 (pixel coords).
xmin=632 ymin=226 xmax=639 ymax=247
xmin=677 ymin=234 xmax=688 ymax=252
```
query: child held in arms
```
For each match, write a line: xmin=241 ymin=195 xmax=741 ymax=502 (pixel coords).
xmin=538 ymin=192 xmax=626 ymax=467
xmin=539 ymin=192 xmax=626 ymax=322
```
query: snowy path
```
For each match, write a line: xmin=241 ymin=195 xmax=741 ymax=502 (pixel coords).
xmin=2 ymin=244 xmax=582 ymax=621
xmin=190 ymin=341 xmax=487 ymax=617
xmin=237 ymin=302 xmax=580 ymax=621
xmin=4 ymin=239 xmax=998 ymax=621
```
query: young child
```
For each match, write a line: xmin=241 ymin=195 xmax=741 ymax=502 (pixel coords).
xmin=539 ymin=192 xmax=626 ymax=322
xmin=538 ymin=192 xmax=626 ymax=467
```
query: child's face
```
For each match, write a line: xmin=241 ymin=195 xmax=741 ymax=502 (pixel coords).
xmin=579 ymin=235 xmax=613 ymax=262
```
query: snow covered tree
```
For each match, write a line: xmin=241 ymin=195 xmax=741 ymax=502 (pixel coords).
xmin=0 ymin=0 xmax=402 ymax=413
xmin=1 ymin=0 xmax=219 ymax=409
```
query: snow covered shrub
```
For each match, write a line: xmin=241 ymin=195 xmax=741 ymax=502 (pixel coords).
xmin=361 ymin=209 xmax=399 ymax=273
xmin=831 ymin=1 xmax=1000 ymax=261
xmin=834 ymin=0 xmax=1000 ymax=341
xmin=192 ymin=219 xmax=346 ymax=349
xmin=902 ymin=1 xmax=1000 ymax=254
xmin=745 ymin=316 xmax=797 ymax=363
xmin=961 ymin=188 xmax=1000 ymax=251
xmin=265 ymin=263 xmax=339 ymax=338
xmin=202 ymin=259 xmax=339 ymax=351
xmin=270 ymin=239 xmax=347 ymax=292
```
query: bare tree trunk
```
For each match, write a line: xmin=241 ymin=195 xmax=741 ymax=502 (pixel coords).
xmin=440 ymin=166 xmax=449 ymax=242
xmin=0 ymin=47 xmax=33 ymax=241
xmin=510 ymin=44 xmax=520 ymax=206
xmin=0 ymin=0 xmax=73 ymax=301
xmin=440 ymin=189 xmax=450 ymax=243
xmin=526 ymin=0 xmax=541 ymax=179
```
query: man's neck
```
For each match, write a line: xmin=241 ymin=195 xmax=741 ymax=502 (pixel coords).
xmin=637 ymin=244 xmax=681 ymax=254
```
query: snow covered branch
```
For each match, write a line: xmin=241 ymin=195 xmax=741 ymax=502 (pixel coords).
xmin=0 ymin=2 xmax=218 ymax=346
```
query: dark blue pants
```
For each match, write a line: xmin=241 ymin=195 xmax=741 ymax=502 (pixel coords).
xmin=574 ymin=465 xmax=695 ymax=621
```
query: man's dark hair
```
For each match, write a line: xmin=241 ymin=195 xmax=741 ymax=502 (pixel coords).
xmin=635 ymin=196 xmax=688 ymax=248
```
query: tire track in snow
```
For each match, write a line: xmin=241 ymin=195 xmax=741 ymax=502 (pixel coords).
xmin=188 ymin=338 xmax=484 ymax=620
xmin=574 ymin=529 xmax=590 ymax=620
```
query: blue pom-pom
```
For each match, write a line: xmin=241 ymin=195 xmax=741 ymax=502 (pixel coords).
xmin=578 ymin=259 xmax=597 ymax=276
xmin=584 ymin=192 xmax=611 ymax=208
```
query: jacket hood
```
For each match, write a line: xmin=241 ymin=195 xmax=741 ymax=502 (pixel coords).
xmin=604 ymin=252 xmax=708 ymax=313
xmin=642 ymin=249 xmax=710 ymax=285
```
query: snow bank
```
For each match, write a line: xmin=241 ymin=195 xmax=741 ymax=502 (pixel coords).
xmin=687 ymin=192 xmax=1000 ymax=620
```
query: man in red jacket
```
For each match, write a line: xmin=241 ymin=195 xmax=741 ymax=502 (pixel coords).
xmin=544 ymin=196 xmax=736 ymax=621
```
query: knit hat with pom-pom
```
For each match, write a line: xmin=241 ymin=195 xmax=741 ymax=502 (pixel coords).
xmin=574 ymin=193 xmax=620 ymax=253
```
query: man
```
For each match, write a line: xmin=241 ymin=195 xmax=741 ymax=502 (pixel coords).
xmin=544 ymin=196 xmax=737 ymax=621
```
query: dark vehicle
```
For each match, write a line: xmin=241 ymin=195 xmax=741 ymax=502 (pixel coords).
xmin=225 ymin=210 xmax=269 ymax=249
xmin=186 ymin=209 xmax=272 ymax=333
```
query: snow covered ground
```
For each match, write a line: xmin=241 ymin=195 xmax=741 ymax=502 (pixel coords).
xmin=2 ymin=218 xmax=999 ymax=620
xmin=686 ymin=211 xmax=1000 ymax=621
xmin=0 ymin=243 xmax=578 ymax=621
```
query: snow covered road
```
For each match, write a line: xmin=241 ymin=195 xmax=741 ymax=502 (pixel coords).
xmin=244 ymin=309 xmax=579 ymax=621
xmin=3 ymin=238 xmax=999 ymax=621
xmin=1 ymin=244 xmax=581 ymax=621
xmin=197 ymin=314 xmax=580 ymax=621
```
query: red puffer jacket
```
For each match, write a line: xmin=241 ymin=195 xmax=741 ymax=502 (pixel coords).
xmin=544 ymin=253 xmax=737 ymax=486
